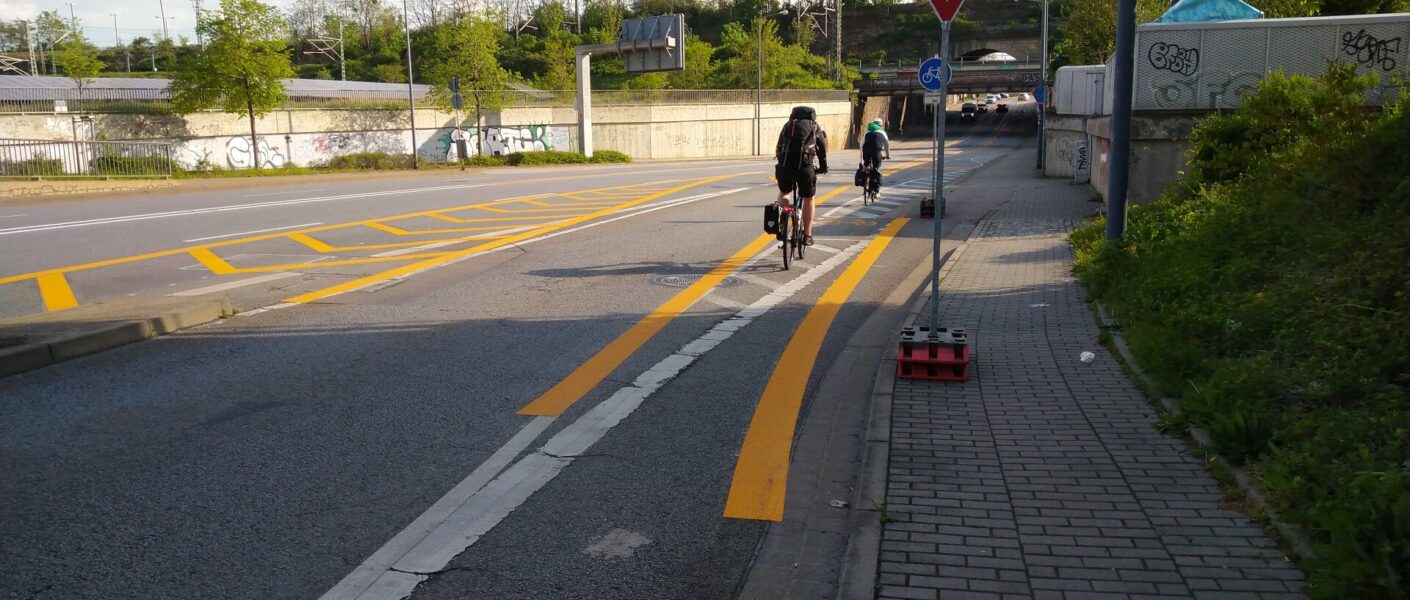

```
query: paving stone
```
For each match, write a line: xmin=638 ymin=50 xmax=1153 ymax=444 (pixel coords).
xmin=873 ymin=154 xmax=1306 ymax=599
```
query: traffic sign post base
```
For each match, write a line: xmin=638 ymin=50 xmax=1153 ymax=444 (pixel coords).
xmin=897 ymin=326 xmax=970 ymax=382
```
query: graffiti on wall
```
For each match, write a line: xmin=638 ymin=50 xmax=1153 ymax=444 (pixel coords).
xmin=1341 ymin=29 xmax=1401 ymax=71
xmin=310 ymin=131 xmax=407 ymax=157
xmin=1148 ymin=42 xmax=1200 ymax=76
xmin=423 ymin=124 xmax=570 ymax=160
xmin=1151 ymin=71 xmax=1260 ymax=109
xmin=226 ymin=136 xmax=286 ymax=169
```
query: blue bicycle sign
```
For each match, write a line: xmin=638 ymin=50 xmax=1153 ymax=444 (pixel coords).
xmin=918 ymin=57 xmax=951 ymax=91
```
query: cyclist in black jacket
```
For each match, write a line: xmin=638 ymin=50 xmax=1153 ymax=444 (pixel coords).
xmin=775 ymin=106 xmax=829 ymax=246
xmin=861 ymin=119 xmax=891 ymax=178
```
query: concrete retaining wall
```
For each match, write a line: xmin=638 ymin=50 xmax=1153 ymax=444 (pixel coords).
xmin=1044 ymin=111 xmax=1198 ymax=203
xmin=1 ymin=100 xmax=853 ymax=169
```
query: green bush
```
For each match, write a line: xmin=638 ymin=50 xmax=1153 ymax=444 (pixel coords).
xmin=325 ymin=152 xmax=415 ymax=170
xmin=501 ymin=150 xmax=631 ymax=166
xmin=1071 ymin=65 xmax=1409 ymax=598
xmin=462 ymin=155 xmax=508 ymax=167
xmin=0 ymin=157 xmax=65 ymax=177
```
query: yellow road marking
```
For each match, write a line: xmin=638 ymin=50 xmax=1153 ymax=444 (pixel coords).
xmin=282 ymin=175 xmax=735 ymax=305
xmin=723 ymin=217 xmax=910 ymax=522
xmin=288 ymin=232 xmax=494 ymax=253
xmin=188 ymin=248 xmax=238 ymax=275
xmin=425 ymin=213 xmax=567 ymax=224
xmin=513 ymin=161 xmax=931 ymax=417
xmin=518 ymin=233 xmax=777 ymax=417
xmin=0 ymin=178 xmax=717 ymax=288
xmin=36 ymin=273 xmax=79 ymax=312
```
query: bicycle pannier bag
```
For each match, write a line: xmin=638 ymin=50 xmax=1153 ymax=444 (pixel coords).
xmin=763 ymin=204 xmax=781 ymax=234
xmin=854 ymin=163 xmax=867 ymax=187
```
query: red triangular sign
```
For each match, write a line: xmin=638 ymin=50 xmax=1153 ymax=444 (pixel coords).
xmin=929 ymin=0 xmax=965 ymax=22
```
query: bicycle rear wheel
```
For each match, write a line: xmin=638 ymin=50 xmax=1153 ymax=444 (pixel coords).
xmin=780 ymin=210 xmax=792 ymax=270
xmin=792 ymin=211 xmax=806 ymax=262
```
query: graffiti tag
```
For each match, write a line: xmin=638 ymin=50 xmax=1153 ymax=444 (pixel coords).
xmin=226 ymin=136 xmax=285 ymax=169
xmin=1148 ymin=42 xmax=1200 ymax=76
xmin=1341 ymin=29 xmax=1401 ymax=71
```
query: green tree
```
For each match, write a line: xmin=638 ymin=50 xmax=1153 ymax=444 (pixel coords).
xmin=422 ymin=14 xmax=512 ymax=153
xmin=666 ymin=35 xmax=716 ymax=89
xmin=54 ymin=32 xmax=105 ymax=104
xmin=1050 ymin=0 xmax=1164 ymax=69
xmin=169 ymin=0 xmax=295 ymax=169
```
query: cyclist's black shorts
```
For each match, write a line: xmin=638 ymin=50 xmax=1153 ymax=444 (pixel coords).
xmin=775 ymin=164 xmax=817 ymax=198
xmin=862 ymin=151 xmax=883 ymax=171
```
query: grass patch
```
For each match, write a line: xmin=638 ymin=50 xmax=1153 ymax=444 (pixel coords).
xmin=1070 ymin=66 xmax=1409 ymax=598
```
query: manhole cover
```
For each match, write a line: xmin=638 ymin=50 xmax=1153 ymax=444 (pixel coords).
xmin=650 ymin=274 xmax=739 ymax=288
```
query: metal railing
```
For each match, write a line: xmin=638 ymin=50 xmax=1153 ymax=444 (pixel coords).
xmin=1 ymin=87 xmax=853 ymax=114
xmin=0 ymin=139 xmax=175 ymax=178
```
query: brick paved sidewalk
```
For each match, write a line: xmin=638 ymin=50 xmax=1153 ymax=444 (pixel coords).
xmin=876 ymin=152 xmax=1305 ymax=599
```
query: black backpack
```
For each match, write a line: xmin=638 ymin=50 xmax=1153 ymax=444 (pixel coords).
xmin=776 ymin=116 xmax=820 ymax=169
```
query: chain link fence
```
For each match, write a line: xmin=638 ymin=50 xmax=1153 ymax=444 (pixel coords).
xmin=0 ymin=139 xmax=175 ymax=178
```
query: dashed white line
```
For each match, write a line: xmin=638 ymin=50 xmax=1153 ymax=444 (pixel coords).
xmin=183 ymin=222 xmax=324 ymax=243
xmin=170 ymin=272 xmax=302 ymax=296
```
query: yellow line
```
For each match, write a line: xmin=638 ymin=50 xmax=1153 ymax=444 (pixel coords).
xmin=283 ymin=175 xmax=736 ymax=305
xmin=514 ymin=173 xmax=923 ymax=417
xmin=220 ymin=252 xmax=455 ymax=274
xmin=723 ymin=217 xmax=910 ymax=522
xmin=290 ymin=233 xmax=487 ymax=252
xmin=518 ymin=233 xmax=777 ymax=417
xmin=424 ymin=213 xmax=567 ymax=224
xmin=36 ymin=273 xmax=79 ymax=311
xmin=0 ymin=178 xmax=722 ymax=287
xmin=188 ymin=248 xmax=237 ymax=275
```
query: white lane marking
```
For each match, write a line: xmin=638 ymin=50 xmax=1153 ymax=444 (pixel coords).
xmin=320 ymin=416 xmax=555 ymax=599
xmin=326 ymin=237 xmax=872 ymax=600
xmin=857 ymin=207 xmax=892 ymax=217
xmin=183 ymin=222 xmax=324 ymax=243
xmin=169 ymin=272 xmax=302 ymax=296
xmin=0 ymin=214 xmax=26 ymax=219
xmin=701 ymin=294 xmax=747 ymax=310
xmin=314 ymin=187 xmax=757 ymax=301
xmin=810 ymin=243 xmax=841 ymax=254
xmin=246 ymin=188 xmax=323 ymax=197
xmin=0 ymin=184 xmax=485 ymax=237
xmin=735 ymin=272 xmax=782 ymax=290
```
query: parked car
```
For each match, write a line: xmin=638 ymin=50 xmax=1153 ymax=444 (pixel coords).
xmin=996 ymin=103 xmax=1009 ymax=112
xmin=961 ymin=102 xmax=978 ymax=120
xmin=1018 ymin=93 xmax=1031 ymax=101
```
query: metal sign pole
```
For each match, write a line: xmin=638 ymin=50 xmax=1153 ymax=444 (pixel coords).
xmin=929 ymin=20 xmax=950 ymax=342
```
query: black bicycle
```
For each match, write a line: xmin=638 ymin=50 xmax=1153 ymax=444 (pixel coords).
xmin=862 ymin=164 xmax=880 ymax=206
xmin=778 ymin=190 xmax=806 ymax=270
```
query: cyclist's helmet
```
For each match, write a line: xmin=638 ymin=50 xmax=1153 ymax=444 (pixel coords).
xmin=789 ymin=106 xmax=817 ymax=120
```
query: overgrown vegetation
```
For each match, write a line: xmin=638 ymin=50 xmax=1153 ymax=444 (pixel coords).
xmin=1070 ymin=66 xmax=1409 ymax=598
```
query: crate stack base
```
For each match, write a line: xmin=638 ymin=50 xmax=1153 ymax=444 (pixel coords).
xmin=896 ymin=326 xmax=970 ymax=381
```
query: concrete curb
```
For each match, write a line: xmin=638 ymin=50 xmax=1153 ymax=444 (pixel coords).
xmin=1091 ymin=301 xmax=1318 ymax=561
xmin=837 ymin=223 xmax=977 ymax=600
xmin=0 ymin=297 xmax=232 ymax=379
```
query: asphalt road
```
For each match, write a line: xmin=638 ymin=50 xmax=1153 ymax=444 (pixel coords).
xmin=1 ymin=104 xmax=1036 ymax=600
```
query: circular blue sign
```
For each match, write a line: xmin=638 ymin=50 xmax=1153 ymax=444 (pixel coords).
xmin=918 ymin=57 xmax=952 ymax=91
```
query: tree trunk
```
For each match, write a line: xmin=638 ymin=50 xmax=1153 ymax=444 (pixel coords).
xmin=247 ymin=99 xmax=259 ymax=170
xmin=475 ymin=99 xmax=484 ymax=157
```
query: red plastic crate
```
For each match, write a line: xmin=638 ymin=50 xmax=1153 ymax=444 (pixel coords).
xmin=896 ymin=326 xmax=970 ymax=381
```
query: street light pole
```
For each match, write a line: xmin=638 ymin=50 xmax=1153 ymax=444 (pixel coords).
xmin=1036 ymin=0 xmax=1049 ymax=170
xmin=402 ymin=0 xmax=419 ymax=169
xmin=1106 ymin=0 xmax=1136 ymax=239
xmin=157 ymin=0 xmax=170 ymax=39
xmin=111 ymin=13 xmax=130 ymax=72
xmin=756 ymin=16 xmax=762 ymax=156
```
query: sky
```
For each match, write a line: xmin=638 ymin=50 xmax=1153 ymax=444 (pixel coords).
xmin=4 ymin=0 xmax=293 ymax=46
